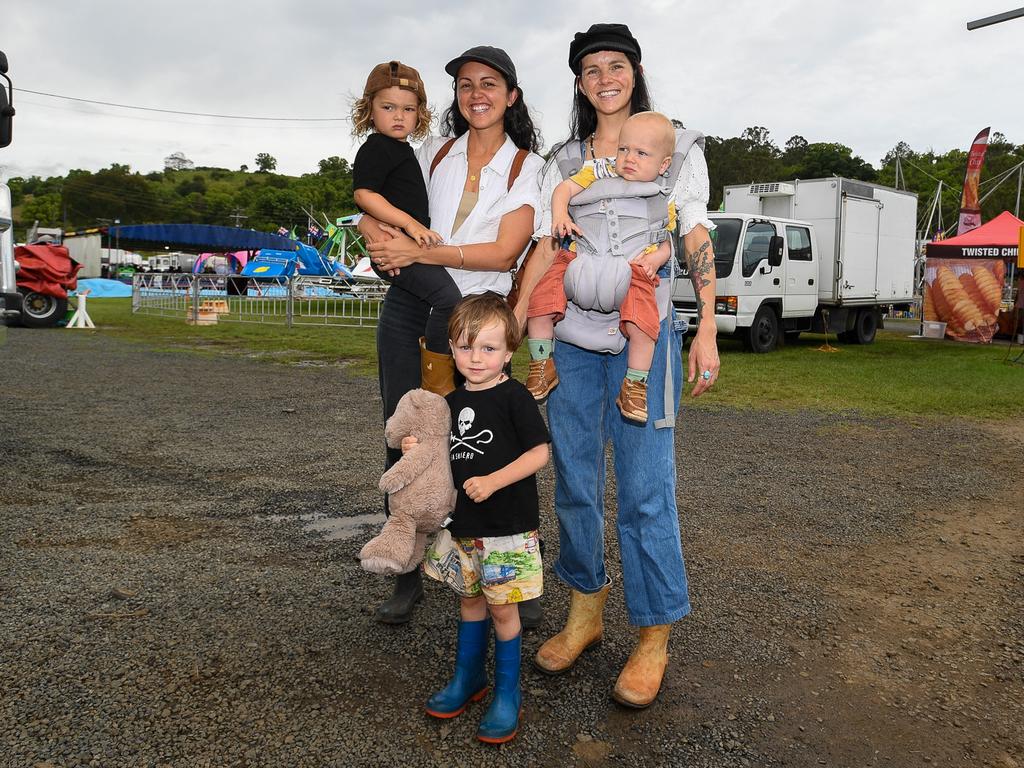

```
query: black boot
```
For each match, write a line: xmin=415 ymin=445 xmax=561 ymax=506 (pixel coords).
xmin=519 ymin=536 xmax=545 ymax=629
xmin=376 ymin=568 xmax=423 ymax=625
xmin=518 ymin=597 xmax=543 ymax=630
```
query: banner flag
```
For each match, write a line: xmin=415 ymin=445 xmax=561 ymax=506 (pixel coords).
xmin=956 ymin=127 xmax=990 ymax=235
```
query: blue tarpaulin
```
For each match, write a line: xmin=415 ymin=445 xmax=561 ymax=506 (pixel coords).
xmin=107 ymin=224 xmax=299 ymax=253
xmin=75 ymin=278 xmax=133 ymax=297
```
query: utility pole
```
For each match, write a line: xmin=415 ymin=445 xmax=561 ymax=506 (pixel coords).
xmin=229 ymin=208 xmax=247 ymax=228
xmin=1016 ymin=165 xmax=1022 ymax=219
xmin=967 ymin=8 xmax=1024 ymax=29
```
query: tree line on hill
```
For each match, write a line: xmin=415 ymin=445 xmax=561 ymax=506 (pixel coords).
xmin=9 ymin=128 xmax=1022 ymax=240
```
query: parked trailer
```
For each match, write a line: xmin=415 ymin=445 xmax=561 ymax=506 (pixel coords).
xmin=672 ymin=178 xmax=917 ymax=352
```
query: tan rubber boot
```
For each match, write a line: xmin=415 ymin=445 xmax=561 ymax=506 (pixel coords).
xmin=533 ymin=585 xmax=610 ymax=675
xmin=420 ymin=337 xmax=456 ymax=396
xmin=611 ymin=624 xmax=671 ymax=708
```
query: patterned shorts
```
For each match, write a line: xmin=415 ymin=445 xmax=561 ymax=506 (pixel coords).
xmin=423 ymin=529 xmax=543 ymax=604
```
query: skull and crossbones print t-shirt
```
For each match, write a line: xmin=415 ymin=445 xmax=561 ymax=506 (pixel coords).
xmin=445 ymin=378 xmax=550 ymax=538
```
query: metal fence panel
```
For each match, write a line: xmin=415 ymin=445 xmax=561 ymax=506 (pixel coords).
xmin=133 ymin=273 xmax=385 ymax=328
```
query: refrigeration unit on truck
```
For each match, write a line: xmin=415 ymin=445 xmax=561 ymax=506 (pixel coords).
xmin=672 ymin=178 xmax=917 ymax=352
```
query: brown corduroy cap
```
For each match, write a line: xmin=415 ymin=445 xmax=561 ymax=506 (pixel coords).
xmin=363 ymin=61 xmax=426 ymax=103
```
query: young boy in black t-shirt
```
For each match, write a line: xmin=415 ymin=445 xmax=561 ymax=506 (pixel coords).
xmin=414 ymin=293 xmax=549 ymax=744
xmin=351 ymin=61 xmax=461 ymax=395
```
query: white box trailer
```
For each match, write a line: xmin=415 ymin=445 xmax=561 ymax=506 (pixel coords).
xmin=673 ymin=178 xmax=917 ymax=351
xmin=64 ymin=233 xmax=103 ymax=278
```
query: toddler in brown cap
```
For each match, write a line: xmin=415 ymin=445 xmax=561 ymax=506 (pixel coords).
xmin=351 ymin=61 xmax=462 ymax=393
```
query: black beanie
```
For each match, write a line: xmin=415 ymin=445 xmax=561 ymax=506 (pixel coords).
xmin=568 ymin=23 xmax=642 ymax=74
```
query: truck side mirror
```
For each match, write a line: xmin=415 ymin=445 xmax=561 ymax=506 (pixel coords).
xmin=768 ymin=235 xmax=784 ymax=267
xmin=0 ymin=93 xmax=11 ymax=149
xmin=0 ymin=51 xmax=12 ymax=149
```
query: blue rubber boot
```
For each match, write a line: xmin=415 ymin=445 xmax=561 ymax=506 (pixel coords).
xmin=477 ymin=632 xmax=522 ymax=744
xmin=425 ymin=619 xmax=490 ymax=719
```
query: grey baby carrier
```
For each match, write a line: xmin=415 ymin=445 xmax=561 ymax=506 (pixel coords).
xmin=550 ymin=128 xmax=704 ymax=355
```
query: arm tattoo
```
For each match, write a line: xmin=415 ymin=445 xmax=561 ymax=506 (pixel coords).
xmin=685 ymin=239 xmax=714 ymax=318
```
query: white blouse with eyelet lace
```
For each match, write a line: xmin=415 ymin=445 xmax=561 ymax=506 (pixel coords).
xmin=533 ymin=141 xmax=716 ymax=241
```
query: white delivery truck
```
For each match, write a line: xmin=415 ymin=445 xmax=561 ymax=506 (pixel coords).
xmin=673 ymin=178 xmax=917 ymax=352
xmin=1 ymin=50 xmax=18 ymax=323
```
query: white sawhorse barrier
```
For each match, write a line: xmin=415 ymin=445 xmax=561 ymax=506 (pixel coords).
xmin=67 ymin=290 xmax=95 ymax=329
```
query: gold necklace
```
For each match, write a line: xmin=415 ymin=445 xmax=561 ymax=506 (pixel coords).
xmin=469 ymin=173 xmax=477 ymax=182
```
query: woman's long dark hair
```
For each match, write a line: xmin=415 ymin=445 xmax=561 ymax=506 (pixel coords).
xmin=567 ymin=53 xmax=651 ymax=141
xmin=440 ymin=73 xmax=542 ymax=153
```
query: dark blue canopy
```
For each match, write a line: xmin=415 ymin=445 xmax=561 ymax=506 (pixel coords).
xmin=107 ymin=224 xmax=298 ymax=252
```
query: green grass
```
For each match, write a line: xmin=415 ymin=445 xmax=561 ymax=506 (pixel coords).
xmin=82 ymin=299 xmax=1024 ymax=421
xmin=699 ymin=327 xmax=1024 ymax=420
xmin=86 ymin=298 xmax=381 ymax=377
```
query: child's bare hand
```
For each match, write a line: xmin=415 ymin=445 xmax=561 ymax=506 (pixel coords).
xmin=552 ymin=217 xmax=582 ymax=240
xmin=400 ymin=436 xmax=419 ymax=454
xmin=630 ymin=250 xmax=659 ymax=279
xmin=406 ymin=221 xmax=444 ymax=248
xmin=463 ymin=475 xmax=499 ymax=503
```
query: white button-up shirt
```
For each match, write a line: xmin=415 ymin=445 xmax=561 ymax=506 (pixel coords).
xmin=416 ymin=133 xmax=543 ymax=297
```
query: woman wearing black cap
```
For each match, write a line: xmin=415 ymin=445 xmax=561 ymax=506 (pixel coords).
xmin=358 ymin=46 xmax=544 ymax=726
xmin=514 ymin=23 xmax=721 ymax=709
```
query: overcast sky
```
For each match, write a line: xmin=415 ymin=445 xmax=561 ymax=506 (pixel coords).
xmin=1 ymin=1 xmax=1021 ymax=181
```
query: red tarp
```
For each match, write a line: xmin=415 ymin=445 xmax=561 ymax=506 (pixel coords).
xmin=926 ymin=211 xmax=1023 ymax=259
xmin=15 ymin=244 xmax=82 ymax=299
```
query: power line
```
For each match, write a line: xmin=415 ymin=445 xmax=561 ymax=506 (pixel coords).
xmin=14 ymin=87 xmax=346 ymax=122
xmin=15 ymin=96 xmax=343 ymax=131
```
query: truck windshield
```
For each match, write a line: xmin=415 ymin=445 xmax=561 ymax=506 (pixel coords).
xmin=708 ymin=218 xmax=740 ymax=278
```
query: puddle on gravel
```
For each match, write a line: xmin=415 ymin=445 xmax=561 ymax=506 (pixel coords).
xmin=263 ymin=511 xmax=385 ymax=540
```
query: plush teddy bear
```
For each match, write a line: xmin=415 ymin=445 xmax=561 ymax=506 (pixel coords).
xmin=359 ymin=388 xmax=456 ymax=575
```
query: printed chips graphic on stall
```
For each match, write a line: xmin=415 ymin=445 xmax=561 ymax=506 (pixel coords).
xmin=922 ymin=258 xmax=1004 ymax=343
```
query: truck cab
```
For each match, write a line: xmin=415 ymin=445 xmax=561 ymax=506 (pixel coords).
xmin=1 ymin=49 xmax=18 ymax=322
xmin=673 ymin=213 xmax=819 ymax=352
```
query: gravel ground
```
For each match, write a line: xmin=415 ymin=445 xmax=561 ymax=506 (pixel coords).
xmin=1 ymin=328 xmax=1021 ymax=768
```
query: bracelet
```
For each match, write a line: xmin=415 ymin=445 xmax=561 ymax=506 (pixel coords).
xmin=456 ymin=246 xmax=465 ymax=270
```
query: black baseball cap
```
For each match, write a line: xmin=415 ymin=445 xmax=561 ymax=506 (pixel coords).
xmin=445 ymin=45 xmax=518 ymax=86
xmin=568 ymin=23 xmax=642 ymax=74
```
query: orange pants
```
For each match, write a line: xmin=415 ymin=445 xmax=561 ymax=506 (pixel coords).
xmin=527 ymin=249 xmax=661 ymax=341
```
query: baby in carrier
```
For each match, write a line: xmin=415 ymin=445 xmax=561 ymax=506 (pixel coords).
xmin=525 ymin=111 xmax=678 ymax=423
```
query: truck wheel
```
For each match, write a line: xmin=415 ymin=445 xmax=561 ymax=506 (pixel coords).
xmin=17 ymin=288 xmax=67 ymax=328
xmin=851 ymin=309 xmax=878 ymax=344
xmin=744 ymin=306 xmax=779 ymax=353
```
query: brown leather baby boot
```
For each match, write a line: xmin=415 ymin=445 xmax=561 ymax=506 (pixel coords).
xmin=419 ymin=336 xmax=455 ymax=396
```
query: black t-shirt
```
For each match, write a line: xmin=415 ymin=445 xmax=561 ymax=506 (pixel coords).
xmin=446 ymin=379 xmax=550 ymax=538
xmin=352 ymin=133 xmax=430 ymax=227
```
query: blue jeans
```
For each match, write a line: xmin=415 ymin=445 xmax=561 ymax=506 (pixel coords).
xmin=548 ymin=315 xmax=691 ymax=627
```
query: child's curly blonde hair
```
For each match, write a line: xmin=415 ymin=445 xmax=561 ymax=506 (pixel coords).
xmin=351 ymin=61 xmax=432 ymax=141
xmin=350 ymin=95 xmax=431 ymax=141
